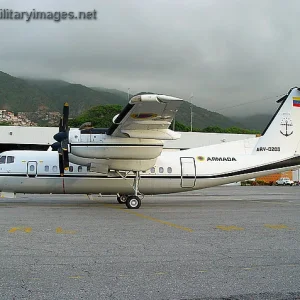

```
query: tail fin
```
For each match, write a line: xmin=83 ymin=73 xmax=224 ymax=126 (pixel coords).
xmin=254 ymin=87 xmax=300 ymax=155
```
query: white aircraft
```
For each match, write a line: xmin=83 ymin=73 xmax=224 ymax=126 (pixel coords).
xmin=0 ymin=89 xmax=299 ymax=209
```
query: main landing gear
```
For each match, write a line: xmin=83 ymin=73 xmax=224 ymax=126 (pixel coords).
xmin=116 ymin=171 xmax=143 ymax=209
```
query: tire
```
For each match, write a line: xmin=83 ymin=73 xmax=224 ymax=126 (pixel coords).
xmin=126 ymin=196 xmax=141 ymax=209
xmin=117 ymin=194 xmax=127 ymax=204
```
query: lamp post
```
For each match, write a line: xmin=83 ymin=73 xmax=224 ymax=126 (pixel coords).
xmin=190 ymin=93 xmax=193 ymax=132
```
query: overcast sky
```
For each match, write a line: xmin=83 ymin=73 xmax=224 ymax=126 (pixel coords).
xmin=1 ymin=0 xmax=299 ymax=116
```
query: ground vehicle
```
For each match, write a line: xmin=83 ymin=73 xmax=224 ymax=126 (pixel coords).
xmin=275 ymin=178 xmax=294 ymax=186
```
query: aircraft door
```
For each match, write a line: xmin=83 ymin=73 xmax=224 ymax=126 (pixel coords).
xmin=180 ymin=157 xmax=196 ymax=188
xmin=27 ymin=161 xmax=37 ymax=177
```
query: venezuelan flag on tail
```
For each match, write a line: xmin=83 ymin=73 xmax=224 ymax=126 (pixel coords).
xmin=293 ymin=97 xmax=300 ymax=107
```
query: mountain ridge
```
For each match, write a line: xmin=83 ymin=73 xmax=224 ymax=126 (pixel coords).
xmin=0 ymin=70 xmax=265 ymax=130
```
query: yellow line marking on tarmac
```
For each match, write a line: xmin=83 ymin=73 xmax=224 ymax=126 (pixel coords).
xmin=56 ymin=227 xmax=77 ymax=234
xmin=198 ymin=270 xmax=207 ymax=273
xmin=216 ymin=225 xmax=244 ymax=231
xmin=101 ymin=203 xmax=194 ymax=232
xmin=264 ymin=224 xmax=290 ymax=230
xmin=69 ymin=276 xmax=82 ymax=279
xmin=155 ymin=272 xmax=166 ymax=275
xmin=8 ymin=227 xmax=32 ymax=233
xmin=125 ymin=211 xmax=194 ymax=232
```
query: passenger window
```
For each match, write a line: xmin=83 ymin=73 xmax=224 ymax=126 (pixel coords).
xmin=52 ymin=166 xmax=58 ymax=172
xmin=159 ymin=167 xmax=164 ymax=173
xmin=78 ymin=166 xmax=82 ymax=172
xmin=69 ymin=166 xmax=73 ymax=172
xmin=150 ymin=167 xmax=155 ymax=173
xmin=167 ymin=167 xmax=172 ymax=174
xmin=29 ymin=165 xmax=35 ymax=171
xmin=0 ymin=156 xmax=6 ymax=164
xmin=45 ymin=165 xmax=49 ymax=172
xmin=7 ymin=156 xmax=14 ymax=164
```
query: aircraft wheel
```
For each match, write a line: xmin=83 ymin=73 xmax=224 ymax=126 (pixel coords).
xmin=126 ymin=196 xmax=141 ymax=209
xmin=117 ymin=194 xmax=127 ymax=204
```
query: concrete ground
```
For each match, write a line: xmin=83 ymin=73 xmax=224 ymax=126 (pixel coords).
xmin=1 ymin=186 xmax=300 ymax=300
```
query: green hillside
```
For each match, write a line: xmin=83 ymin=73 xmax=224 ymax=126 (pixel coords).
xmin=0 ymin=70 xmax=255 ymax=130
xmin=175 ymin=101 xmax=243 ymax=130
xmin=231 ymin=114 xmax=272 ymax=132
xmin=91 ymin=87 xmax=131 ymax=103
xmin=0 ymin=71 xmax=52 ymax=111
xmin=25 ymin=79 xmax=128 ymax=116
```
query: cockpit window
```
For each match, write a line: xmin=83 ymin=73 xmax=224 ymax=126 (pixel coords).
xmin=0 ymin=156 xmax=6 ymax=164
xmin=7 ymin=156 xmax=14 ymax=164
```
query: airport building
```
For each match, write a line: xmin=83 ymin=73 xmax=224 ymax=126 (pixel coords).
xmin=0 ymin=126 xmax=298 ymax=182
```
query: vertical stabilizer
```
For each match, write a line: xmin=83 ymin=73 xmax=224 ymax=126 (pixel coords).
xmin=254 ymin=87 xmax=300 ymax=156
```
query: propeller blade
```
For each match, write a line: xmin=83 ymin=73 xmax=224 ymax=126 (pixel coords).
xmin=59 ymin=117 xmax=63 ymax=132
xmin=53 ymin=102 xmax=71 ymax=176
xmin=58 ymin=149 xmax=64 ymax=176
xmin=53 ymin=132 xmax=68 ymax=143
xmin=51 ymin=142 xmax=60 ymax=151
xmin=63 ymin=149 xmax=69 ymax=170
xmin=62 ymin=102 xmax=69 ymax=132
xmin=61 ymin=138 xmax=68 ymax=151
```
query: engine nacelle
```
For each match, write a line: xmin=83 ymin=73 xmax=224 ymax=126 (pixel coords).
xmin=69 ymin=129 xmax=164 ymax=160
xmin=68 ymin=153 xmax=157 ymax=173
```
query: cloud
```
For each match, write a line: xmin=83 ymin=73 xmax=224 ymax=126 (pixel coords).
xmin=1 ymin=0 xmax=300 ymax=116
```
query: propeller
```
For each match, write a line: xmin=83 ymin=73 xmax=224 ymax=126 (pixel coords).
xmin=52 ymin=102 xmax=70 ymax=176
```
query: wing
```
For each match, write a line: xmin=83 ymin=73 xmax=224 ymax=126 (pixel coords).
xmin=106 ymin=94 xmax=183 ymax=140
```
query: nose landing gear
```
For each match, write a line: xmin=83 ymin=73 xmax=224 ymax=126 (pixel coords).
xmin=117 ymin=194 xmax=127 ymax=204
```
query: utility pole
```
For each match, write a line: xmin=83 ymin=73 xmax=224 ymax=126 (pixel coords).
xmin=190 ymin=93 xmax=193 ymax=132
xmin=127 ymin=88 xmax=130 ymax=101
xmin=173 ymin=115 xmax=176 ymax=131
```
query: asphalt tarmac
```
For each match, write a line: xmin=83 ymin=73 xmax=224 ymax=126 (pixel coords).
xmin=1 ymin=186 xmax=300 ymax=300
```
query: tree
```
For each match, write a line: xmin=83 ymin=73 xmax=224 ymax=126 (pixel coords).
xmin=68 ymin=105 xmax=123 ymax=128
